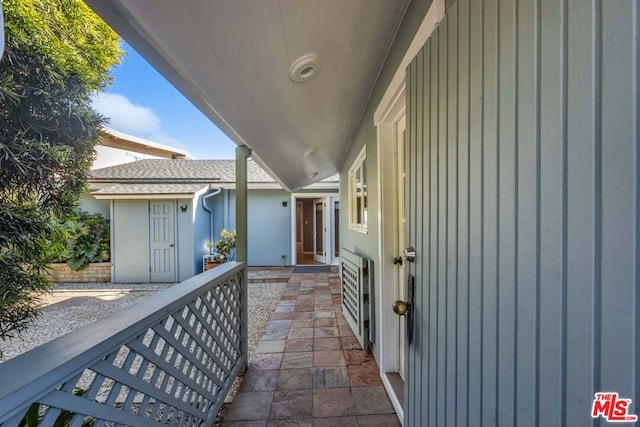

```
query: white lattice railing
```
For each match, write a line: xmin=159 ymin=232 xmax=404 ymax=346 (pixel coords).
xmin=0 ymin=262 xmax=247 ymax=427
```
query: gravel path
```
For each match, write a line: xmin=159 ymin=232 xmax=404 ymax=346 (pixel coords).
xmin=0 ymin=281 xmax=284 ymax=361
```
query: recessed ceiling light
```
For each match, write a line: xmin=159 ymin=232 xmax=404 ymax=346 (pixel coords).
xmin=289 ymin=54 xmax=321 ymax=83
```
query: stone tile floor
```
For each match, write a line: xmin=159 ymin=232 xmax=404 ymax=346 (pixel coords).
xmin=248 ymin=267 xmax=294 ymax=283
xmin=222 ymin=268 xmax=401 ymax=427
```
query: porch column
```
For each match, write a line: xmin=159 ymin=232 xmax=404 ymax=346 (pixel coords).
xmin=235 ymin=145 xmax=251 ymax=262
xmin=236 ymin=144 xmax=251 ymax=374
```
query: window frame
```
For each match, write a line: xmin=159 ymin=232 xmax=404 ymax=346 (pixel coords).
xmin=348 ymin=146 xmax=368 ymax=233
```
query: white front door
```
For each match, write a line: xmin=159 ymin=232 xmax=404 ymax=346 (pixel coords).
xmin=395 ymin=116 xmax=407 ymax=379
xmin=313 ymin=198 xmax=326 ymax=263
xmin=149 ymin=200 xmax=175 ymax=282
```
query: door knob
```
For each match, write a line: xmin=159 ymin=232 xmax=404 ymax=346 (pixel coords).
xmin=169 ymin=244 xmax=174 ymax=247
xmin=393 ymin=300 xmax=410 ymax=316
xmin=393 ymin=256 xmax=403 ymax=265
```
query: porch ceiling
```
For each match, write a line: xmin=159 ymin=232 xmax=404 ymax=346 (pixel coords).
xmin=84 ymin=0 xmax=409 ymax=190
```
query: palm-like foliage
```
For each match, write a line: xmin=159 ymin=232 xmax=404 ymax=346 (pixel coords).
xmin=0 ymin=0 xmax=122 ymax=347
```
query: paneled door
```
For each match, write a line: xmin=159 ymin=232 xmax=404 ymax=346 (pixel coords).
xmin=149 ymin=200 xmax=175 ymax=282
xmin=313 ymin=199 xmax=326 ymax=263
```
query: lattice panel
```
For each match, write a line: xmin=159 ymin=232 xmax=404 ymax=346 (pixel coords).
xmin=0 ymin=268 xmax=246 ymax=427
xmin=340 ymin=249 xmax=371 ymax=351
xmin=341 ymin=261 xmax=360 ymax=328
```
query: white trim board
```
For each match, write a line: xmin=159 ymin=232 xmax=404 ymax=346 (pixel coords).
xmin=373 ymin=0 xmax=445 ymax=125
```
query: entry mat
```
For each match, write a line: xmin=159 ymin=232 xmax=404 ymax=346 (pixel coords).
xmin=292 ymin=265 xmax=331 ymax=273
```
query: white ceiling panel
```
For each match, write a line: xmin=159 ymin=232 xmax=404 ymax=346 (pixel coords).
xmin=86 ymin=0 xmax=409 ymax=190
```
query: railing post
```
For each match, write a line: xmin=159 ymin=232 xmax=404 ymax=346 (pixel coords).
xmin=236 ymin=145 xmax=251 ymax=373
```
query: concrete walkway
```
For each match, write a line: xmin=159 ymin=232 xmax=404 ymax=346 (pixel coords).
xmin=223 ymin=267 xmax=401 ymax=426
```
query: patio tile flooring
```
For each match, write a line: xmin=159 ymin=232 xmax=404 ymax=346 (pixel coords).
xmin=222 ymin=269 xmax=401 ymax=427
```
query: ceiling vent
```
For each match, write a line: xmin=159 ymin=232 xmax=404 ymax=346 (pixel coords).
xmin=288 ymin=54 xmax=321 ymax=83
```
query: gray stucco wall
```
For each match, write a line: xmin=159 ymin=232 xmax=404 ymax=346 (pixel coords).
xmin=402 ymin=0 xmax=638 ymax=426
xmin=79 ymin=193 xmax=110 ymax=218
xmin=195 ymin=188 xmax=338 ymax=267
xmin=227 ymin=189 xmax=293 ymax=266
xmin=112 ymin=200 xmax=149 ymax=282
xmin=112 ymin=198 xmax=194 ymax=282
xmin=176 ymin=197 xmax=193 ymax=281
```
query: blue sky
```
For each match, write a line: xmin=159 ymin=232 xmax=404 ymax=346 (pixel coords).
xmin=92 ymin=43 xmax=237 ymax=159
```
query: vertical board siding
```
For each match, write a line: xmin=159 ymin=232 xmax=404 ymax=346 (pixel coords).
xmin=404 ymin=0 xmax=640 ymax=425
xmin=634 ymin=0 xmax=640 ymax=420
xmin=445 ymin=9 xmax=459 ymax=425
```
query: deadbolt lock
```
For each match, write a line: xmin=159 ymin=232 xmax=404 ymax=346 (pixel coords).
xmin=404 ymin=246 xmax=416 ymax=262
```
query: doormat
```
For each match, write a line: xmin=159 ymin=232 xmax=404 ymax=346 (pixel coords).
xmin=292 ymin=265 xmax=331 ymax=273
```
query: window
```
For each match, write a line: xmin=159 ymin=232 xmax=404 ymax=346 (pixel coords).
xmin=348 ymin=146 xmax=367 ymax=232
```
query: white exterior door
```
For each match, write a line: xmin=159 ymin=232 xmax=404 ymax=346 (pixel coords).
xmin=396 ymin=116 xmax=407 ymax=379
xmin=149 ymin=200 xmax=175 ymax=282
xmin=313 ymin=198 xmax=326 ymax=263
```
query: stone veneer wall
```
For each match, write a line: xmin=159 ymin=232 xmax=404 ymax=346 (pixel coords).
xmin=44 ymin=262 xmax=111 ymax=283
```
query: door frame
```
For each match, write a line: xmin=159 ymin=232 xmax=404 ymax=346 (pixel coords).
xmin=290 ymin=192 xmax=339 ymax=265
xmin=376 ymin=90 xmax=407 ymax=418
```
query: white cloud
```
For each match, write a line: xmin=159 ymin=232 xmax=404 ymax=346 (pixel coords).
xmin=92 ymin=93 xmax=161 ymax=134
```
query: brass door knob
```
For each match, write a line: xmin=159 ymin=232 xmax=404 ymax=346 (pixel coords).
xmin=393 ymin=300 xmax=409 ymax=316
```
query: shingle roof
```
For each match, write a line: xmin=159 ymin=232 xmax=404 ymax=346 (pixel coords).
xmin=93 ymin=183 xmax=210 ymax=196
xmin=90 ymin=159 xmax=275 ymax=183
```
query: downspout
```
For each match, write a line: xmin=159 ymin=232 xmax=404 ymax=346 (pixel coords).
xmin=223 ymin=191 xmax=229 ymax=230
xmin=202 ymin=187 xmax=222 ymax=250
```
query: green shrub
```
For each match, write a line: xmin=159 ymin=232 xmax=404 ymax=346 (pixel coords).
xmin=45 ymin=210 xmax=110 ymax=271
xmin=61 ymin=211 xmax=110 ymax=271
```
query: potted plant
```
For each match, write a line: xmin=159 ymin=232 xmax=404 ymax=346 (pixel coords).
xmin=206 ymin=229 xmax=236 ymax=269
xmin=214 ymin=229 xmax=236 ymax=262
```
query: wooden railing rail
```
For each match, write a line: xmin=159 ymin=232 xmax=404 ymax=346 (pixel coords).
xmin=0 ymin=262 xmax=247 ymax=427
